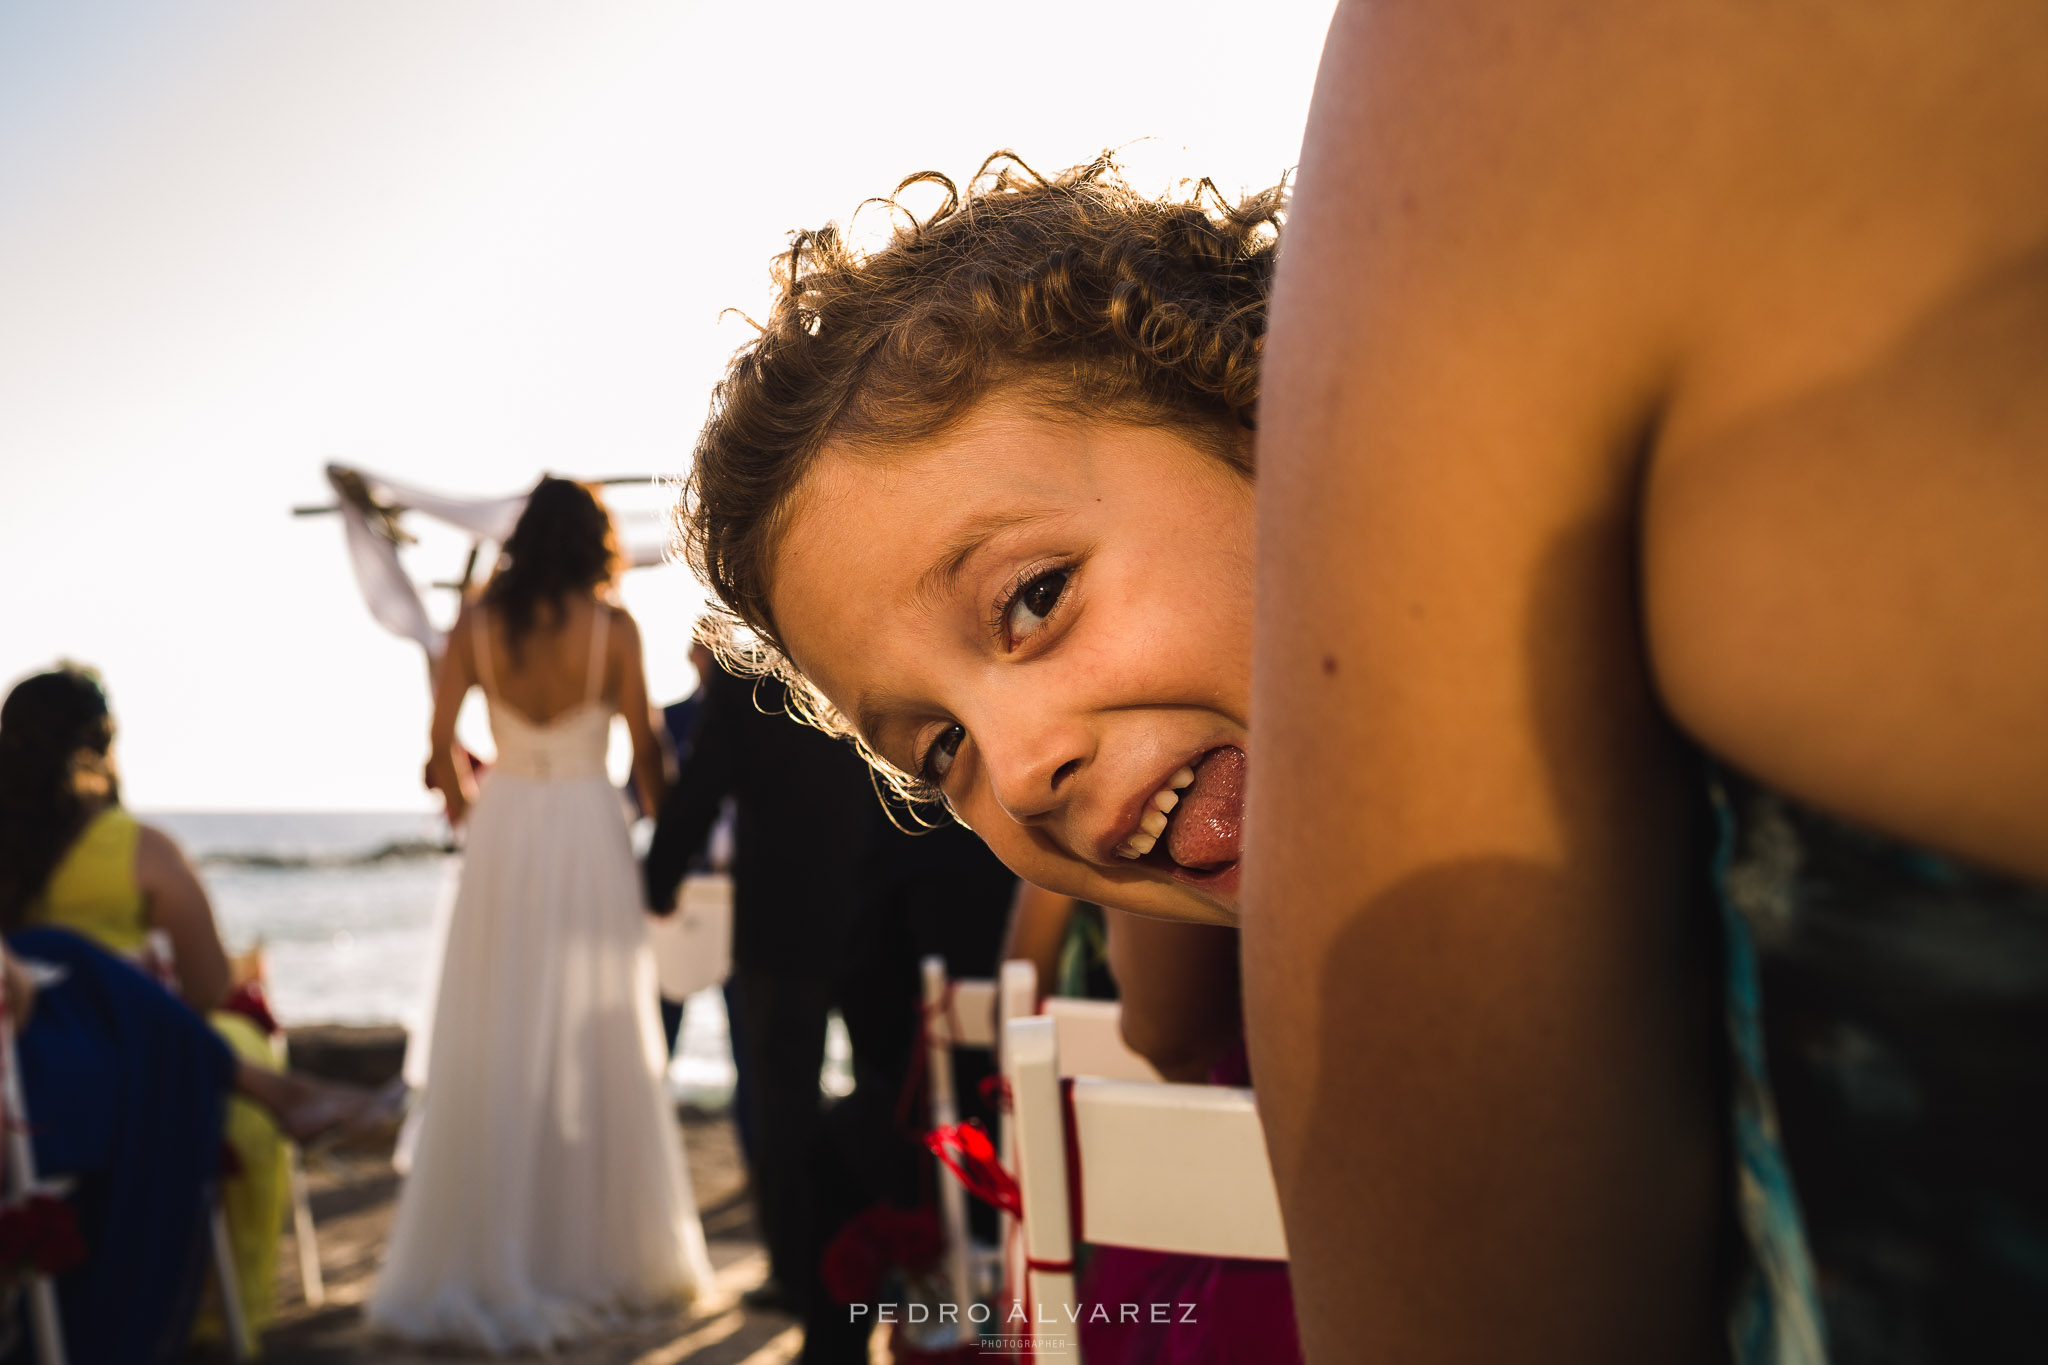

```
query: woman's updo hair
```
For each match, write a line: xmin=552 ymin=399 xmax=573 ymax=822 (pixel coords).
xmin=482 ymin=475 xmax=621 ymax=664
xmin=0 ymin=665 xmax=119 ymax=930
xmin=681 ymin=151 xmax=1283 ymax=681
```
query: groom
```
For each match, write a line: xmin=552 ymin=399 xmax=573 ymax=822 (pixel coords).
xmin=643 ymin=650 xmax=880 ymax=1355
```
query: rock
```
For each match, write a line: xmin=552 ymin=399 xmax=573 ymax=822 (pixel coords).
xmin=285 ymin=1024 xmax=408 ymax=1087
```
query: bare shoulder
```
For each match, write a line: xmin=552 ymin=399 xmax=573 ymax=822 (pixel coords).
xmin=1646 ymin=248 xmax=2048 ymax=882
xmin=132 ymin=823 xmax=195 ymax=883
xmin=1328 ymin=0 xmax=2048 ymax=315
xmin=605 ymin=601 xmax=643 ymax=641
xmin=604 ymin=601 xmax=647 ymax=664
xmin=1624 ymin=1 xmax=2048 ymax=880
xmin=1324 ymin=0 xmax=2048 ymax=878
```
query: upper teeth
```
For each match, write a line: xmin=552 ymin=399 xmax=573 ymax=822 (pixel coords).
xmin=1115 ymin=767 xmax=1199 ymax=859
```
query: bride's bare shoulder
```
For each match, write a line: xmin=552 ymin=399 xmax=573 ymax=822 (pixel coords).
xmin=602 ymin=600 xmax=642 ymax=639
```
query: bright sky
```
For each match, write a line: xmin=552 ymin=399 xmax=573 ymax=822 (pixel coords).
xmin=0 ymin=0 xmax=1335 ymax=811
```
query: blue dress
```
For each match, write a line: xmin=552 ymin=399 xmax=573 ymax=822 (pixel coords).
xmin=6 ymin=927 xmax=233 ymax=1365
xmin=1712 ymin=769 xmax=2048 ymax=1365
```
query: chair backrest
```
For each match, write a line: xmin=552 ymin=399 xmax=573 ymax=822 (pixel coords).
xmin=1068 ymin=1078 xmax=1288 ymax=1259
xmin=918 ymin=963 xmax=1158 ymax=1080
xmin=931 ymin=976 xmax=1000 ymax=1050
xmin=1002 ymin=1013 xmax=1288 ymax=1353
xmin=1039 ymin=997 xmax=1161 ymax=1084
xmin=920 ymin=956 xmax=1043 ymax=1323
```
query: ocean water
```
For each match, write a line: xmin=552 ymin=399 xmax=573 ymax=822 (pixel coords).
xmin=142 ymin=810 xmax=740 ymax=1105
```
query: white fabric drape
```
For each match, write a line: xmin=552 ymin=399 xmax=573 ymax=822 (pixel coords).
xmin=326 ymin=464 xmax=673 ymax=659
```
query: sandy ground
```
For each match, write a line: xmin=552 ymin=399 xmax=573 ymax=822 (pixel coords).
xmin=236 ymin=1108 xmax=856 ymax=1365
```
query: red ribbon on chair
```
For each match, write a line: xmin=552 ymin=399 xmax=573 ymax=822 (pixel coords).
xmin=923 ymin=1119 xmax=1021 ymax=1220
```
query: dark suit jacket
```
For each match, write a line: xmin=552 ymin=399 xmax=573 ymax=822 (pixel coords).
xmin=643 ymin=663 xmax=881 ymax=974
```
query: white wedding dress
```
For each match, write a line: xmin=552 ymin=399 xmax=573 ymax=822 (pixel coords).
xmin=369 ymin=607 xmax=711 ymax=1352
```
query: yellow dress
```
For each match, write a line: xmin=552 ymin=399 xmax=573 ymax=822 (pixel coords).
xmin=32 ymin=806 xmax=287 ymax=1355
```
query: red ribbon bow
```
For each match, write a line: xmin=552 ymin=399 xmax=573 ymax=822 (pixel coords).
xmin=923 ymin=1119 xmax=1021 ymax=1219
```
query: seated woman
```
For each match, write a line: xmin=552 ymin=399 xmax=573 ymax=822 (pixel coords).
xmin=0 ymin=665 xmax=380 ymax=1355
xmin=2 ymin=927 xmax=235 ymax=1365
xmin=5 ymin=926 xmax=376 ymax=1362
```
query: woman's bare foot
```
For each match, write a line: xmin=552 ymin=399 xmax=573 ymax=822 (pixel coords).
xmin=235 ymin=1063 xmax=408 ymax=1146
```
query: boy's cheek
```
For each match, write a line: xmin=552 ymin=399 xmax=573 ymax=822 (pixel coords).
xmin=964 ymin=804 xmax=1236 ymax=924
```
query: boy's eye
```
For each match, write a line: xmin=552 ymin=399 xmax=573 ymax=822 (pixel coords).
xmin=1006 ymin=567 xmax=1070 ymax=645
xmin=923 ymin=724 xmax=965 ymax=782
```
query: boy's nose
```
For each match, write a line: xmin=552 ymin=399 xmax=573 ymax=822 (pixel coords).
xmin=980 ymin=716 xmax=1088 ymax=826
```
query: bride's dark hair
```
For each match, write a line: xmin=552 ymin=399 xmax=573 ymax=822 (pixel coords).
xmin=0 ymin=665 xmax=120 ymax=930
xmin=482 ymin=476 xmax=620 ymax=665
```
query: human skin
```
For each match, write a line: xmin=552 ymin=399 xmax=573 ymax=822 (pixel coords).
xmin=1103 ymin=910 xmax=1243 ymax=1082
xmin=1000 ymin=885 xmax=1244 ymax=1080
xmin=997 ymin=882 xmax=1075 ymax=1000
xmin=57 ymin=787 xmax=232 ymax=1013
xmin=770 ymin=400 xmax=1255 ymax=929
xmin=1251 ymin=0 xmax=2048 ymax=1361
xmin=427 ymin=594 xmax=670 ymax=825
xmin=132 ymin=815 xmax=231 ymax=1012
xmin=1 ymin=940 xmax=381 ymax=1143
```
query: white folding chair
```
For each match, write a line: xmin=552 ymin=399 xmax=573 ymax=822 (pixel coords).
xmin=207 ymin=1210 xmax=252 ymax=1361
xmin=1003 ymin=1013 xmax=1288 ymax=1357
xmin=286 ymin=1147 xmax=323 ymax=1308
xmin=1 ymin=997 xmax=67 ymax=1365
xmin=1036 ymin=997 xmax=1162 ymax=1085
xmin=919 ymin=955 xmax=1039 ymax=1318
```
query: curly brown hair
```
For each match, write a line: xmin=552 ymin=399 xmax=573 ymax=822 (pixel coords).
xmin=680 ymin=150 xmax=1283 ymax=671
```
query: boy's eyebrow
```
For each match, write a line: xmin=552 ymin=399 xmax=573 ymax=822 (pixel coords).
xmin=851 ymin=691 xmax=905 ymax=767
xmin=914 ymin=509 xmax=1058 ymax=607
xmin=849 ymin=687 xmax=935 ymax=780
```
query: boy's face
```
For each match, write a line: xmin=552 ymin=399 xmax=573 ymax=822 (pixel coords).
xmin=771 ymin=397 xmax=1255 ymax=925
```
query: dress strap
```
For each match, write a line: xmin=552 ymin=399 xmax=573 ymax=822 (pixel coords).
xmin=471 ymin=608 xmax=499 ymax=698
xmin=584 ymin=602 xmax=611 ymax=706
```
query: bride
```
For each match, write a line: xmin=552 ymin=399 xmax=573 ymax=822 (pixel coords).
xmin=369 ymin=476 xmax=711 ymax=1351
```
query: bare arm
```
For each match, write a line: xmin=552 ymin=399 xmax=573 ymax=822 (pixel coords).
xmin=611 ymin=608 xmax=672 ymax=820
xmin=999 ymin=882 xmax=1076 ymax=1002
xmin=1104 ymin=910 xmax=1241 ymax=1084
xmin=427 ymin=606 xmax=480 ymax=826
xmin=134 ymin=824 xmax=230 ymax=1013
xmin=1248 ymin=3 xmax=1720 ymax=1360
xmin=3 ymin=947 xmax=37 ymax=1032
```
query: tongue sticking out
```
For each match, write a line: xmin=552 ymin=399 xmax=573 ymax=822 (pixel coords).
xmin=1166 ymin=746 xmax=1246 ymax=870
